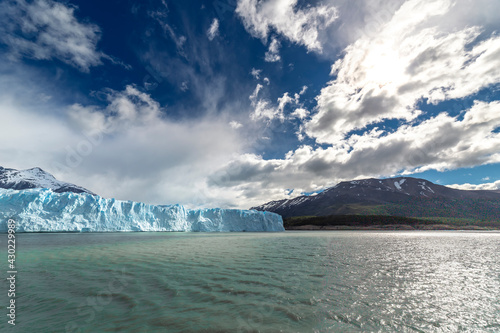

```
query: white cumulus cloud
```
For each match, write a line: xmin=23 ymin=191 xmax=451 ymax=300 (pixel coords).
xmin=207 ymin=18 xmax=220 ymax=41
xmin=229 ymin=121 xmax=243 ymax=129
xmin=236 ymin=0 xmax=338 ymax=52
xmin=305 ymin=0 xmax=500 ymax=144
xmin=0 ymin=83 xmax=246 ymax=208
xmin=448 ymin=180 xmax=500 ymax=191
xmin=0 ymin=0 xmax=104 ymax=72
xmin=264 ymin=37 xmax=281 ymax=62
xmin=250 ymin=67 xmax=262 ymax=79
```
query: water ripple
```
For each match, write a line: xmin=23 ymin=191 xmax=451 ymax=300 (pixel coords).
xmin=2 ymin=231 xmax=499 ymax=332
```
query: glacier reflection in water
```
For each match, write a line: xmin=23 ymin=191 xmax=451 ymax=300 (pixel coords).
xmin=1 ymin=231 xmax=499 ymax=332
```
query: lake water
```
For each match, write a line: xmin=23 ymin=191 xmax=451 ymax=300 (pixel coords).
xmin=1 ymin=231 xmax=499 ymax=332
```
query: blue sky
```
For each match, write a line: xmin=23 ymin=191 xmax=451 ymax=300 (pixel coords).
xmin=1 ymin=0 xmax=500 ymax=208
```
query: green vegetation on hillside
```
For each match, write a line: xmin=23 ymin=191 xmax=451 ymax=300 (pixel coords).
xmin=284 ymin=215 xmax=500 ymax=230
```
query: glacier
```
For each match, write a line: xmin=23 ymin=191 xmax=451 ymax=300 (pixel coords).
xmin=0 ymin=188 xmax=284 ymax=232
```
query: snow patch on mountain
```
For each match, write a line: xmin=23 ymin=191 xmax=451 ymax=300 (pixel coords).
xmin=418 ymin=181 xmax=435 ymax=193
xmin=394 ymin=178 xmax=407 ymax=191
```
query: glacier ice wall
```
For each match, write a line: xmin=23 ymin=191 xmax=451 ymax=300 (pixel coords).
xmin=0 ymin=189 xmax=284 ymax=232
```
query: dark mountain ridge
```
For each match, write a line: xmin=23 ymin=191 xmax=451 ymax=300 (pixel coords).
xmin=251 ymin=177 xmax=500 ymax=220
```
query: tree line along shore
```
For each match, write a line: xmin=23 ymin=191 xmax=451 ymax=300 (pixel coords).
xmin=284 ymin=215 xmax=500 ymax=231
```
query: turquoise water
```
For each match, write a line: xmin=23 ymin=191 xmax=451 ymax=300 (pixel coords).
xmin=1 ymin=231 xmax=499 ymax=332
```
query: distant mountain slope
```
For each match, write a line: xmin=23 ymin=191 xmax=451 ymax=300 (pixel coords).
xmin=251 ymin=177 xmax=500 ymax=220
xmin=0 ymin=166 xmax=95 ymax=195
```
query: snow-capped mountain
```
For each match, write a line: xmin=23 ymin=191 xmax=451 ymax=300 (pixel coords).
xmin=0 ymin=166 xmax=95 ymax=195
xmin=252 ymin=177 xmax=500 ymax=219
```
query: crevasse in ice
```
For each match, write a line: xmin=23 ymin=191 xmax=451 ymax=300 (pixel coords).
xmin=0 ymin=188 xmax=284 ymax=232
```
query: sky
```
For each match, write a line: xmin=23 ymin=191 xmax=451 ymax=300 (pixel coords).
xmin=1 ymin=0 xmax=500 ymax=209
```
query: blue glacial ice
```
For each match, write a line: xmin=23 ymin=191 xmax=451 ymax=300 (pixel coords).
xmin=0 ymin=188 xmax=284 ymax=232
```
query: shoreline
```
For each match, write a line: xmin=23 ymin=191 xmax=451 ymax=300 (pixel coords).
xmin=286 ymin=224 xmax=500 ymax=231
